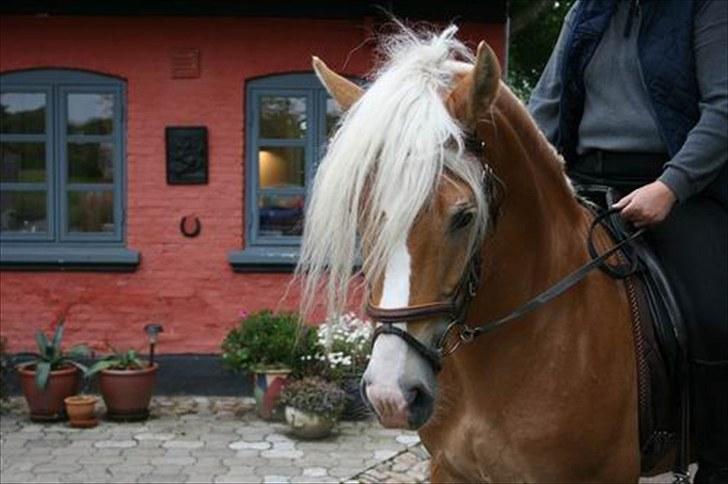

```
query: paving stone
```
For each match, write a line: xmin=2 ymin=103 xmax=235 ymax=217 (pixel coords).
xmin=94 ymin=439 xmax=137 ymax=449
xmin=163 ymin=440 xmax=204 ymax=449
xmin=395 ymin=434 xmax=421 ymax=445
xmin=302 ymin=467 xmax=328 ymax=477
xmin=137 ymin=473 xmax=189 ymax=483
xmin=229 ymin=440 xmax=270 ymax=450
xmin=151 ymin=456 xmax=196 ymax=466
xmin=262 ymin=476 xmax=290 ymax=483
xmin=134 ymin=432 xmax=176 ymax=441
xmin=260 ymin=449 xmax=304 ymax=459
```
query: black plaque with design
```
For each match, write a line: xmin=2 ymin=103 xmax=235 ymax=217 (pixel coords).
xmin=166 ymin=126 xmax=208 ymax=184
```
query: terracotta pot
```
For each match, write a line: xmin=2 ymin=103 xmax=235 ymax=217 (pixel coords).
xmin=284 ymin=406 xmax=336 ymax=439
xmin=99 ymin=364 xmax=157 ymax=421
xmin=17 ymin=364 xmax=81 ymax=422
xmin=64 ymin=395 xmax=98 ymax=428
xmin=252 ymin=368 xmax=291 ymax=421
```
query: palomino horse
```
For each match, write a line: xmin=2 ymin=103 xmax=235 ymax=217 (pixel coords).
xmin=298 ymin=26 xmax=641 ymax=482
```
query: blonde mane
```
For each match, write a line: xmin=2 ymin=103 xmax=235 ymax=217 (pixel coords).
xmin=297 ymin=25 xmax=491 ymax=319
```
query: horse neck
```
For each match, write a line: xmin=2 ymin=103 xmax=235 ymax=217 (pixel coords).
xmin=470 ymin=86 xmax=592 ymax=338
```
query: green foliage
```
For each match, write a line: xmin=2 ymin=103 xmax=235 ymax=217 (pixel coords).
xmin=279 ymin=377 xmax=346 ymax=419
xmin=21 ymin=320 xmax=90 ymax=390
xmin=85 ymin=348 xmax=146 ymax=378
xmin=221 ymin=310 xmax=317 ymax=374
xmin=508 ymin=0 xmax=576 ymax=101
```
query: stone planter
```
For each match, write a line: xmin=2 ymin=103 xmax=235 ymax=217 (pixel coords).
xmin=17 ymin=364 xmax=81 ymax=422
xmin=99 ymin=364 xmax=158 ymax=421
xmin=252 ymin=368 xmax=291 ymax=421
xmin=284 ymin=406 xmax=336 ymax=439
xmin=64 ymin=395 xmax=98 ymax=428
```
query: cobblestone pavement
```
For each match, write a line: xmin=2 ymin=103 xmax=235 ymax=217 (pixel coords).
xmin=0 ymin=396 xmax=422 ymax=484
xmin=0 ymin=396 xmax=697 ymax=483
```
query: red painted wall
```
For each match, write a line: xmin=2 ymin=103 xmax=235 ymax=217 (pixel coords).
xmin=0 ymin=15 xmax=506 ymax=354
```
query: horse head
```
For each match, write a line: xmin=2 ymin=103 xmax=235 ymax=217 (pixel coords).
xmin=301 ymin=28 xmax=501 ymax=430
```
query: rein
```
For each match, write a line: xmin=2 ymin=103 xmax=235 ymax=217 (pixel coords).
xmin=367 ymin=166 xmax=645 ymax=371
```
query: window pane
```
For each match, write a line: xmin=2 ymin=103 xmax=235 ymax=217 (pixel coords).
xmin=67 ymin=93 xmax=114 ymax=135
xmin=0 ymin=93 xmax=46 ymax=134
xmin=259 ymin=194 xmax=304 ymax=236
xmin=1 ymin=142 xmax=45 ymax=182
xmin=326 ymin=97 xmax=342 ymax=136
xmin=258 ymin=147 xmax=305 ymax=189
xmin=68 ymin=142 xmax=114 ymax=183
xmin=260 ymin=96 xmax=306 ymax=139
xmin=0 ymin=191 xmax=47 ymax=233
xmin=68 ymin=191 xmax=114 ymax=233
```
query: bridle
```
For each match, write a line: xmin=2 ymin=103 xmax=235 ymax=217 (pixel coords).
xmin=366 ymin=133 xmax=645 ymax=373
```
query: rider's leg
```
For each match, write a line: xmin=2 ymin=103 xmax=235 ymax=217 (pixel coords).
xmin=646 ymin=195 xmax=728 ymax=482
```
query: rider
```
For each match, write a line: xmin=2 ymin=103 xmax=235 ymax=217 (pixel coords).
xmin=528 ymin=0 xmax=727 ymax=482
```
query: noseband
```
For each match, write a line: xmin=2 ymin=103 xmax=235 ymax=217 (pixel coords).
xmin=366 ymin=134 xmax=645 ymax=373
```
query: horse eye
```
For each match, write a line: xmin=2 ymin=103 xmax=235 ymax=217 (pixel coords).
xmin=451 ymin=210 xmax=474 ymax=232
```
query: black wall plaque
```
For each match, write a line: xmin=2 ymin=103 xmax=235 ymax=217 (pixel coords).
xmin=166 ymin=126 xmax=208 ymax=184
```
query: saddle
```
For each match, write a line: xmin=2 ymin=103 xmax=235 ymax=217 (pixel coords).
xmin=579 ymin=186 xmax=691 ymax=476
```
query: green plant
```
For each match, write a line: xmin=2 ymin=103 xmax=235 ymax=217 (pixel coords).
xmin=21 ymin=321 xmax=89 ymax=390
xmin=222 ymin=310 xmax=317 ymax=373
xmin=279 ymin=377 xmax=346 ymax=419
xmin=85 ymin=348 xmax=146 ymax=378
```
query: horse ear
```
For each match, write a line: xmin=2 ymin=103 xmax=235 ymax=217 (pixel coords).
xmin=447 ymin=41 xmax=501 ymax=128
xmin=312 ymin=56 xmax=364 ymax=111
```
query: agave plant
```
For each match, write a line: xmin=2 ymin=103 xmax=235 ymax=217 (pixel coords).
xmin=24 ymin=321 xmax=90 ymax=390
xmin=85 ymin=347 xmax=145 ymax=378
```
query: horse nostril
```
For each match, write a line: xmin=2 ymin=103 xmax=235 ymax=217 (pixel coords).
xmin=405 ymin=384 xmax=435 ymax=428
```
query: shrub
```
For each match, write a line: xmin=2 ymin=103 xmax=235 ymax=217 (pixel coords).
xmin=279 ymin=377 xmax=346 ymax=419
xmin=222 ymin=310 xmax=316 ymax=373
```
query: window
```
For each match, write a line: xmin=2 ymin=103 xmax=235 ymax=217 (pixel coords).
xmin=0 ymin=70 xmax=138 ymax=270
xmin=229 ymin=73 xmax=345 ymax=271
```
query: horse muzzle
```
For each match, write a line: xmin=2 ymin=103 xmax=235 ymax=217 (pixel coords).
xmin=361 ymin=376 xmax=435 ymax=429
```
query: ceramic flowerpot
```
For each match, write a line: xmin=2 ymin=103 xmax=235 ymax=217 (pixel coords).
xmin=64 ymin=395 xmax=99 ymax=428
xmin=99 ymin=364 xmax=158 ymax=421
xmin=252 ymin=368 xmax=291 ymax=421
xmin=17 ymin=364 xmax=81 ymax=422
xmin=284 ymin=406 xmax=336 ymax=440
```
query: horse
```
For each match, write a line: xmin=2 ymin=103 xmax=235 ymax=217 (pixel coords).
xmin=298 ymin=26 xmax=643 ymax=482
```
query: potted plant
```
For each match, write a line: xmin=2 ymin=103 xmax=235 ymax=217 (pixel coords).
xmin=222 ymin=310 xmax=316 ymax=420
xmin=16 ymin=321 xmax=89 ymax=421
xmin=313 ymin=313 xmax=374 ymax=420
xmin=86 ymin=348 xmax=157 ymax=421
xmin=64 ymin=394 xmax=99 ymax=428
xmin=279 ymin=377 xmax=346 ymax=439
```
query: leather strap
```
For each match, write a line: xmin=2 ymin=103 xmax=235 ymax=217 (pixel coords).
xmin=366 ymin=300 xmax=458 ymax=323
xmin=372 ymin=324 xmax=442 ymax=372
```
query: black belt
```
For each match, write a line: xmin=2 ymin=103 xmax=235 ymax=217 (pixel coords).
xmin=570 ymin=151 xmax=669 ymax=189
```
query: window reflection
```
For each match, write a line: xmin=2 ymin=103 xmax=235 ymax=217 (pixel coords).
xmin=0 ymin=93 xmax=46 ymax=134
xmin=68 ymin=142 xmax=114 ymax=183
xmin=67 ymin=94 xmax=114 ymax=135
xmin=260 ymin=96 xmax=306 ymax=139
xmin=259 ymin=194 xmax=304 ymax=236
xmin=0 ymin=143 xmax=45 ymax=182
xmin=0 ymin=191 xmax=47 ymax=233
xmin=68 ymin=191 xmax=114 ymax=233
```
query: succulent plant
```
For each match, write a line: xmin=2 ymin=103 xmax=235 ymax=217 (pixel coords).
xmin=21 ymin=321 xmax=89 ymax=390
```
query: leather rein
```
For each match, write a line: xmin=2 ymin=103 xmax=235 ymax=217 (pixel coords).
xmin=366 ymin=134 xmax=645 ymax=373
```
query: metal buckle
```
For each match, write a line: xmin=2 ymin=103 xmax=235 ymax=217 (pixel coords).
xmin=438 ymin=321 xmax=476 ymax=357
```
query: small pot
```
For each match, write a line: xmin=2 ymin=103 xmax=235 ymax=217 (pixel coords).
xmin=64 ymin=395 xmax=98 ymax=428
xmin=284 ymin=406 xmax=336 ymax=440
xmin=99 ymin=363 xmax=158 ymax=421
xmin=17 ymin=364 xmax=81 ymax=422
xmin=252 ymin=367 xmax=291 ymax=421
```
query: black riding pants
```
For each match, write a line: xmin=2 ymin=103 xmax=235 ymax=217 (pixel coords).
xmin=571 ymin=153 xmax=728 ymax=468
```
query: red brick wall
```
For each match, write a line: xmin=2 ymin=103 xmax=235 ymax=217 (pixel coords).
xmin=0 ymin=15 xmax=506 ymax=354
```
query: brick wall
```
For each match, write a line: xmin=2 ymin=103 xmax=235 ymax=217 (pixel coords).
xmin=0 ymin=15 xmax=506 ymax=354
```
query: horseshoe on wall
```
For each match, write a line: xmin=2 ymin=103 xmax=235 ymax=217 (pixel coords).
xmin=180 ymin=215 xmax=202 ymax=238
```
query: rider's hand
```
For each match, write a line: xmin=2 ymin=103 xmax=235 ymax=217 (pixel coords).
xmin=612 ymin=181 xmax=677 ymax=228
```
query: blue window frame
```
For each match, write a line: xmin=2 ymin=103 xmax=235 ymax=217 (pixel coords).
xmin=229 ymin=73 xmax=344 ymax=272
xmin=0 ymin=69 xmax=138 ymax=270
